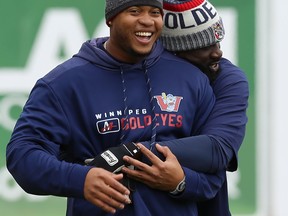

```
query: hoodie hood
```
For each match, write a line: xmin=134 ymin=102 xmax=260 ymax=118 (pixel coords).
xmin=74 ymin=37 xmax=164 ymax=71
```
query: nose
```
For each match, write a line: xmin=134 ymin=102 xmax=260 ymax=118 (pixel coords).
xmin=210 ymin=43 xmax=223 ymax=59
xmin=138 ymin=13 xmax=154 ymax=26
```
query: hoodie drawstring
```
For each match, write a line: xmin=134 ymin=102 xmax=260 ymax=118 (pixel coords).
xmin=120 ymin=67 xmax=129 ymax=144
xmin=143 ymin=61 xmax=157 ymax=149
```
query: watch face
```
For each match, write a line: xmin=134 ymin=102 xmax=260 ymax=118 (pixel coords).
xmin=170 ymin=177 xmax=186 ymax=195
xmin=178 ymin=181 xmax=186 ymax=191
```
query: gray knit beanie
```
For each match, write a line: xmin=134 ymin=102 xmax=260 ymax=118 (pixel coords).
xmin=161 ymin=0 xmax=225 ymax=51
xmin=105 ymin=0 xmax=163 ymax=24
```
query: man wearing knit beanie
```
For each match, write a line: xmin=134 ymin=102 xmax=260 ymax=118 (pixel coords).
xmin=147 ymin=0 xmax=248 ymax=215
xmin=102 ymin=0 xmax=164 ymax=63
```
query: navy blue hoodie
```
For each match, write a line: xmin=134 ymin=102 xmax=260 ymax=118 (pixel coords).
xmin=6 ymin=37 xmax=223 ymax=216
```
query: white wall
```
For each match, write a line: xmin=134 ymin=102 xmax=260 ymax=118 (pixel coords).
xmin=257 ymin=0 xmax=288 ymax=215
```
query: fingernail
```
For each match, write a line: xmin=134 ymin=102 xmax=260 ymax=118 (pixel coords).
xmin=124 ymin=194 xmax=131 ymax=204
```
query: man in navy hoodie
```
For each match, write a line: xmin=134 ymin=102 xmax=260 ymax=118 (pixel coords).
xmin=6 ymin=0 xmax=228 ymax=215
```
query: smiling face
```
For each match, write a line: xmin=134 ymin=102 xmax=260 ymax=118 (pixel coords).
xmin=177 ymin=43 xmax=223 ymax=81
xmin=107 ymin=6 xmax=163 ymax=63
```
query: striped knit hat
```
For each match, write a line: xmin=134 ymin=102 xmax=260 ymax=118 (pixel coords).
xmin=105 ymin=0 xmax=163 ymax=25
xmin=161 ymin=0 xmax=225 ymax=51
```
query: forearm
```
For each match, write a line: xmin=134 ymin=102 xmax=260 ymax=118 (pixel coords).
xmin=145 ymin=135 xmax=233 ymax=173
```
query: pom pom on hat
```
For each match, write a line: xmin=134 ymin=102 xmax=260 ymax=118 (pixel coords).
xmin=161 ymin=0 xmax=225 ymax=51
xmin=105 ymin=0 xmax=163 ymax=26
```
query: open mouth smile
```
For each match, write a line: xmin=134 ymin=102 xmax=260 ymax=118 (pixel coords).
xmin=135 ymin=32 xmax=153 ymax=43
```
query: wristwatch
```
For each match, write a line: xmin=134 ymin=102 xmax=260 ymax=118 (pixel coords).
xmin=169 ymin=176 xmax=186 ymax=195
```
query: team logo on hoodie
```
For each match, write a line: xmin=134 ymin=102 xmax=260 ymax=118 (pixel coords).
xmin=96 ymin=118 xmax=120 ymax=134
xmin=154 ymin=92 xmax=183 ymax=112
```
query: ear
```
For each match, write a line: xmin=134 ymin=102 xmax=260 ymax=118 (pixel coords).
xmin=107 ymin=21 xmax=112 ymax=27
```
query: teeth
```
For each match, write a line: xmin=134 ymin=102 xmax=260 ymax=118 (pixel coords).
xmin=135 ymin=32 xmax=152 ymax=37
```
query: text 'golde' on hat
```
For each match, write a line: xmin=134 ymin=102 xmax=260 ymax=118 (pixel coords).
xmin=105 ymin=0 xmax=163 ymax=26
xmin=161 ymin=0 xmax=225 ymax=51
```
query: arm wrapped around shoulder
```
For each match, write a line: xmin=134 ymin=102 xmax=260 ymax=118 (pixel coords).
xmin=85 ymin=142 xmax=142 ymax=173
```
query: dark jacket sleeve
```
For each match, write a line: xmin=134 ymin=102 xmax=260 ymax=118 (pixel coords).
xmin=154 ymin=135 xmax=232 ymax=173
xmin=6 ymin=79 xmax=91 ymax=197
xmin=172 ymin=167 xmax=226 ymax=201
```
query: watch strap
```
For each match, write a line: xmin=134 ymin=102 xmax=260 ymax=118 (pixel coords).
xmin=169 ymin=176 xmax=186 ymax=195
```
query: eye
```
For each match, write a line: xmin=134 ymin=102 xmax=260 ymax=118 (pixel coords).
xmin=201 ymin=46 xmax=211 ymax=51
xmin=127 ymin=7 xmax=140 ymax=15
xmin=151 ymin=9 xmax=162 ymax=16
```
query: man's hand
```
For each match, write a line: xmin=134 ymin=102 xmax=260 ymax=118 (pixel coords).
xmin=85 ymin=142 xmax=142 ymax=173
xmin=84 ymin=168 xmax=131 ymax=214
xmin=121 ymin=143 xmax=185 ymax=191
